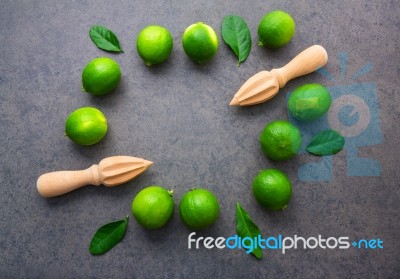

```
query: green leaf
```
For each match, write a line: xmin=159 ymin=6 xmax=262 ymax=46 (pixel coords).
xmin=89 ymin=216 xmax=128 ymax=255
xmin=221 ymin=15 xmax=251 ymax=65
xmin=89 ymin=25 xmax=123 ymax=53
xmin=306 ymin=130 xmax=345 ymax=156
xmin=236 ymin=202 xmax=263 ymax=259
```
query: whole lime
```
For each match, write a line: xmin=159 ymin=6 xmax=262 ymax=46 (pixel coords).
xmin=259 ymin=120 xmax=302 ymax=161
xmin=182 ymin=22 xmax=219 ymax=64
xmin=253 ymin=169 xmax=292 ymax=210
xmin=179 ymin=188 xmax=220 ymax=230
xmin=288 ymin=83 xmax=332 ymax=122
xmin=65 ymin=107 xmax=107 ymax=146
xmin=258 ymin=10 xmax=295 ymax=48
xmin=82 ymin=57 xmax=121 ymax=96
xmin=131 ymin=186 xmax=174 ymax=229
xmin=136 ymin=25 xmax=173 ymax=66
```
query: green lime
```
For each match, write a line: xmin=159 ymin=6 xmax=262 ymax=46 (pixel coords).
xmin=136 ymin=25 xmax=173 ymax=66
xmin=131 ymin=186 xmax=174 ymax=229
xmin=65 ymin=107 xmax=107 ymax=146
xmin=288 ymin=83 xmax=332 ymax=122
xmin=252 ymin=169 xmax=292 ymax=210
xmin=179 ymin=188 xmax=220 ymax=230
xmin=182 ymin=22 xmax=219 ymax=64
xmin=259 ymin=120 xmax=302 ymax=161
xmin=82 ymin=57 xmax=121 ymax=96
xmin=258 ymin=10 xmax=295 ymax=48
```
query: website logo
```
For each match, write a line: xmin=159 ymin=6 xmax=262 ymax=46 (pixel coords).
xmin=286 ymin=52 xmax=382 ymax=182
xmin=188 ymin=232 xmax=383 ymax=254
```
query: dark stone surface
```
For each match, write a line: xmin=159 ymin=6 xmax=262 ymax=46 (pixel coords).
xmin=1 ymin=0 xmax=399 ymax=278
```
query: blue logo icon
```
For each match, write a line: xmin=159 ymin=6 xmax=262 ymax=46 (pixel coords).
xmin=287 ymin=52 xmax=382 ymax=182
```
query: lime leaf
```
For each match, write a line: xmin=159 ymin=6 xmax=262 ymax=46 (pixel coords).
xmin=89 ymin=216 xmax=128 ymax=255
xmin=306 ymin=130 xmax=345 ymax=156
xmin=89 ymin=25 xmax=123 ymax=53
xmin=236 ymin=202 xmax=263 ymax=259
xmin=221 ymin=15 xmax=251 ymax=65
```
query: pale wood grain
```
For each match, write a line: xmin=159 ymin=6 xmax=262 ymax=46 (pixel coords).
xmin=37 ymin=156 xmax=153 ymax=198
xmin=230 ymin=45 xmax=328 ymax=106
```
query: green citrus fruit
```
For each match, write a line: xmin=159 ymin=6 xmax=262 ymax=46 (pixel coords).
xmin=288 ymin=83 xmax=332 ymax=122
xmin=179 ymin=188 xmax=220 ymax=230
xmin=259 ymin=120 xmax=302 ymax=161
xmin=136 ymin=25 xmax=173 ymax=66
xmin=131 ymin=186 xmax=174 ymax=229
xmin=82 ymin=57 xmax=121 ymax=96
xmin=258 ymin=10 xmax=295 ymax=48
xmin=252 ymin=169 xmax=292 ymax=210
xmin=182 ymin=22 xmax=219 ymax=64
xmin=65 ymin=107 xmax=108 ymax=146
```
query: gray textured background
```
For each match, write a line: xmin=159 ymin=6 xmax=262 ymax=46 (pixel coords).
xmin=1 ymin=0 xmax=399 ymax=278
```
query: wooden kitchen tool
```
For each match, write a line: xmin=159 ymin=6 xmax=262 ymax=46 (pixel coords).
xmin=37 ymin=156 xmax=153 ymax=198
xmin=229 ymin=45 xmax=328 ymax=106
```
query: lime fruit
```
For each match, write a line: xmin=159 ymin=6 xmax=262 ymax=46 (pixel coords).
xmin=131 ymin=186 xmax=174 ymax=229
xmin=258 ymin=10 xmax=295 ymax=48
xmin=259 ymin=120 xmax=302 ymax=161
xmin=65 ymin=107 xmax=107 ymax=146
xmin=82 ymin=57 xmax=121 ymax=96
xmin=179 ymin=188 xmax=220 ymax=230
xmin=252 ymin=169 xmax=292 ymax=210
xmin=288 ymin=83 xmax=332 ymax=122
xmin=136 ymin=25 xmax=173 ymax=66
xmin=182 ymin=22 xmax=219 ymax=64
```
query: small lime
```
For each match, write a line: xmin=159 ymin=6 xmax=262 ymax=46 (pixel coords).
xmin=136 ymin=25 xmax=173 ymax=66
xmin=82 ymin=57 xmax=121 ymax=96
xmin=179 ymin=188 xmax=220 ymax=230
xmin=253 ymin=169 xmax=292 ymax=210
xmin=182 ymin=22 xmax=219 ymax=64
xmin=258 ymin=10 xmax=295 ymax=48
xmin=65 ymin=107 xmax=107 ymax=146
xmin=288 ymin=83 xmax=332 ymax=122
xmin=259 ymin=120 xmax=302 ymax=161
xmin=131 ymin=186 xmax=174 ymax=229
